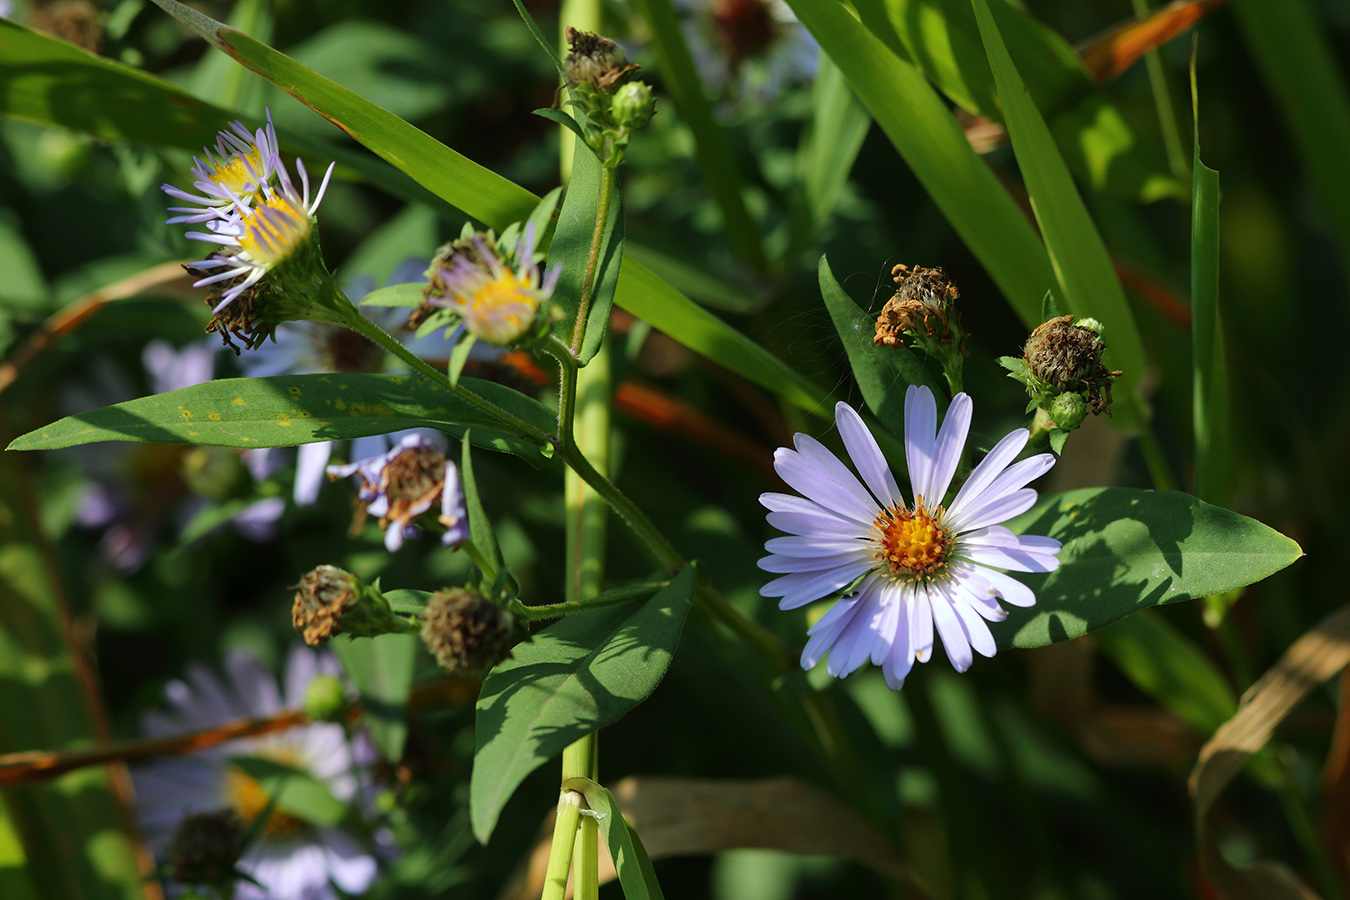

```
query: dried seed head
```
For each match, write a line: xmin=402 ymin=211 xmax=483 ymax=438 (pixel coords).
xmin=168 ymin=809 xmax=244 ymax=888
xmin=1022 ymin=315 xmax=1122 ymax=416
xmin=420 ymin=588 xmax=516 ymax=675
xmin=874 ymin=264 xmax=963 ymax=351
xmin=292 ymin=565 xmax=358 ymax=646
xmin=713 ymin=0 xmax=777 ymax=69
xmin=563 ymin=27 xmax=639 ymax=93
xmin=199 ymin=258 xmax=270 ymax=354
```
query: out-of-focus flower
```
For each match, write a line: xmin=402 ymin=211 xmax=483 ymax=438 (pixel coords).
xmin=133 ymin=645 xmax=383 ymax=900
xmin=421 ymin=224 xmax=559 ymax=346
xmin=70 ymin=341 xmax=281 ymax=570
xmin=326 ymin=432 xmax=469 ymax=552
xmin=758 ymin=387 xmax=1061 ymax=689
xmin=673 ymin=0 xmax=818 ymax=103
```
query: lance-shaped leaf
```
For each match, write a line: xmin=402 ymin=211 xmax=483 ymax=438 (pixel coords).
xmin=1001 ymin=488 xmax=1302 ymax=649
xmin=7 ymin=374 xmax=555 ymax=459
xmin=332 ymin=634 xmax=418 ymax=762
xmin=471 ymin=567 xmax=695 ymax=843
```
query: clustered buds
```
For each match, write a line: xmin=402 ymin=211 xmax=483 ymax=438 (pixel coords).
xmin=291 ymin=564 xmax=408 ymax=645
xmin=1021 ymin=316 xmax=1121 ymax=418
xmin=420 ymin=587 xmax=517 ymax=675
xmin=874 ymin=264 xmax=967 ymax=389
xmin=559 ymin=28 xmax=656 ymax=167
xmin=168 ymin=809 xmax=244 ymax=889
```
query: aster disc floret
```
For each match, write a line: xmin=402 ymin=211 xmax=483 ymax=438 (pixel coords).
xmin=758 ymin=386 xmax=1062 ymax=690
xmin=162 ymin=111 xmax=282 ymax=223
xmin=420 ymin=224 xmax=560 ymax=346
xmin=326 ymin=433 xmax=470 ymax=552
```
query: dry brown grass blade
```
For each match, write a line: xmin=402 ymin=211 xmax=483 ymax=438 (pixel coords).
xmin=0 ymin=260 xmax=195 ymax=397
xmin=498 ymin=775 xmax=911 ymax=900
xmin=1079 ymin=0 xmax=1233 ymax=84
xmin=1189 ymin=604 xmax=1350 ymax=900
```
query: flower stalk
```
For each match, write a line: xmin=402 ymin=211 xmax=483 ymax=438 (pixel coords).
xmin=569 ymin=165 xmax=617 ymax=357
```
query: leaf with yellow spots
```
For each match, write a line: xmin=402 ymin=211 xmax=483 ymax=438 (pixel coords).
xmin=8 ymin=374 xmax=555 ymax=462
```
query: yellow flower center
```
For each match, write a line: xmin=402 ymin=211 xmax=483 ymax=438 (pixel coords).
xmin=463 ymin=271 xmax=539 ymax=344
xmin=209 ymin=150 xmax=267 ymax=196
xmin=222 ymin=756 xmax=307 ymax=839
xmin=237 ymin=197 xmax=311 ymax=267
xmin=873 ymin=501 xmax=951 ymax=581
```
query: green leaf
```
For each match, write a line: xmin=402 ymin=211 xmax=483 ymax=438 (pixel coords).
xmin=566 ymin=778 xmax=665 ymax=900
xmin=784 ymin=0 xmax=1052 ymax=329
xmin=1190 ymin=56 xmax=1229 ymax=507
xmin=819 ymin=255 xmax=943 ymax=437
xmin=1092 ymin=611 xmax=1236 ymax=734
xmin=7 ymin=374 xmax=555 ymax=460
xmin=460 ymin=437 xmax=503 ymax=576
xmin=1040 ymin=290 xmax=1063 ymax=322
xmin=1000 ymin=488 xmax=1304 ymax=649
xmin=383 ymin=589 xmax=432 ymax=617
xmin=448 ymin=336 xmax=477 ymax=388
xmin=626 ymin=0 xmax=766 ymax=270
xmin=969 ymin=0 xmax=1147 ymax=427
xmin=229 ymin=755 xmax=347 ymax=827
xmin=533 ymin=107 xmax=589 ymax=145
xmin=332 ymin=633 xmax=418 ymax=761
xmin=0 ymin=784 xmax=40 ymax=900
xmin=471 ymin=566 xmax=696 ymax=842
xmin=0 ymin=454 xmax=145 ymax=900
xmin=549 ymin=139 xmax=624 ymax=363
xmin=360 ymin=284 xmax=425 ymax=308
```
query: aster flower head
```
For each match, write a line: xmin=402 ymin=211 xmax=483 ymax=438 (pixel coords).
xmin=421 ymin=224 xmax=559 ymax=346
xmin=759 ymin=387 xmax=1062 ymax=690
xmin=133 ymin=646 xmax=383 ymax=900
xmin=162 ymin=111 xmax=282 ymax=223
xmin=326 ymin=432 xmax=470 ymax=552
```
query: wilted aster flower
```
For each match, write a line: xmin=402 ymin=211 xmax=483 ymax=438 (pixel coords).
xmin=326 ymin=432 xmax=469 ymax=552
xmin=759 ymin=387 xmax=1061 ymax=689
xmin=421 ymin=224 xmax=560 ymax=346
xmin=162 ymin=111 xmax=282 ymax=222
xmin=133 ymin=645 xmax=382 ymax=900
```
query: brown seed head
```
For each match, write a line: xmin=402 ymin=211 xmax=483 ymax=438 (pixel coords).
xmin=874 ymin=264 xmax=962 ymax=350
xmin=713 ymin=0 xmax=777 ymax=69
xmin=169 ymin=809 xmax=244 ymax=887
xmin=1022 ymin=316 xmax=1122 ymax=416
xmin=563 ymin=27 xmax=640 ymax=92
xmin=421 ymin=588 xmax=516 ymax=675
xmin=291 ymin=565 xmax=357 ymax=646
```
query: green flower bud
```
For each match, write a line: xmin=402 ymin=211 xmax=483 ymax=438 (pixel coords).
xmin=169 ymin=809 xmax=244 ymax=888
xmin=291 ymin=565 xmax=408 ymax=645
xmin=1049 ymin=392 xmax=1088 ymax=431
xmin=611 ymin=82 xmax=655 ymax=130
xmin=421 ymin=587 xmax=516 ymax=675
xmin=303 ymin=674 xmax=349 ymax=722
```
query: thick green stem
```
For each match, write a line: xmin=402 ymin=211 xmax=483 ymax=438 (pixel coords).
xmin=515 ymin=580 xmax=669 ymax=621
xmin=541 ymin=791 xmax=583 ymax=900
xmin=570 ymin=166 xmax=618 ymax=357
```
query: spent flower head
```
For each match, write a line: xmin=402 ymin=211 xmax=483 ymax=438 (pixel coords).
xmin=420 ymin=587 xmax=517 ymax=675
xmin=560 ymin=28 xmax=655 ymax=165
xmin=420 ymin=224 xmax=559 ymax=347
xmin=759 ymin=387 xmax=1061 ymax=689
xmin=291 ymin=564 xmax=412 ymax=645
xmin=326 ymin=433 xmax=469 ymax=552
xmin=1002 ymin=315 xmax=1123 ymax=433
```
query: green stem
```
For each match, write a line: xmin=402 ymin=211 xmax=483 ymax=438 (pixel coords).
xmin=541 ymin=791 xmax=583 ymax=900
xmin=1130 ymin=0 xmax=1189 ymax=181
xmin=570 ymin=165 xmax=618 ymax=357
xmin=515 ymin=580 xmax=669 ymax=621
xmin=337 ymin=295 xmax=555 ymax=446
xmin=1137 ymin=425 xmax=1177 ymax=492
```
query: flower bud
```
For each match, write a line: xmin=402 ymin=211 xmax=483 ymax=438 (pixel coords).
xmin=1022 ymin=315 xmax=1122 ymax=416
xmin=611 ymin=81 xmax=655 ymax=130
xmin=168 ymin=809 xmax=244 ymax=888
xmin=420 ymin=587 xmax=516 ymax=675
xmin=303 ymin=674 xmax=349 ymax=722
xmin=1049 ymin=392 xmax=1088 ymax=431
xmin=562 ymin=27 xmax=639 ymax=93
xmin=291 ymin=565 xmax=405 ymax=645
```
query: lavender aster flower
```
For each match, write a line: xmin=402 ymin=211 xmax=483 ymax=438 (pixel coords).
xmin=133 ymin=645 xmax=383 ymax=900
xmin=422 ymin=223 xmax=560 ymax=345
xmin=162 ymin=111 xmax=282 ymax=223
xmin=326 ymin=433 xmax=468 ymax=552
xmin=759 ymin=386 xmax=1062 ymax=690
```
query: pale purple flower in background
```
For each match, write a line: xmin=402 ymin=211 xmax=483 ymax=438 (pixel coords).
xmin=133 ymin=645 xmax=384 ymax=900
xmin=326 ymin=431 xmax=467 ymax=552
xmin=759 ymin=387 xmax=1062 ymax=690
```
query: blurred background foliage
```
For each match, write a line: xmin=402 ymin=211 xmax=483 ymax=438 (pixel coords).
xmin=1 ymin=0 xmax=1348 ymax=897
